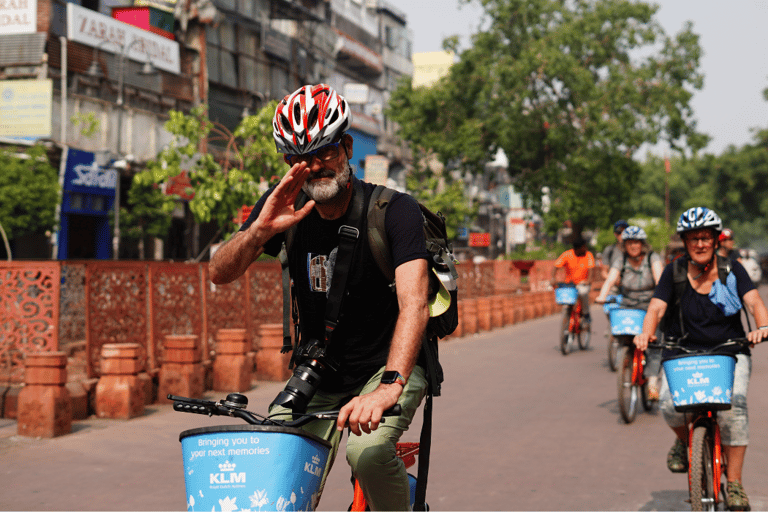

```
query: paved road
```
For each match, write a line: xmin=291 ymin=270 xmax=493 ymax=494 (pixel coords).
xmin=2 ymin=289 xmax=767 ymax=511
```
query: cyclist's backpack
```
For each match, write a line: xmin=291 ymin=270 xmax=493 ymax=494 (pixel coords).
xmin=660 ymin=255 xmax=751 ymax=335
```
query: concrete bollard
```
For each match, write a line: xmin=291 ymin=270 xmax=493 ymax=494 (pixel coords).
xmin=17 ymin=352 xmax=72 ymax=438
xmin=158 ymin=335 xmax=205 ymax=402
xmin=502 ymin=295 xmax=516 ymax=326
xmin=95 ymin=343 xmax=145 ymax=419
xmin=255 ymin=324 xmax=292 ymax=382
xmin=213 ymin=328 xmax=252 ymax=392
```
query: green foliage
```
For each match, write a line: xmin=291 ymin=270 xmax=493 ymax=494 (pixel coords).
xmin=389 ymin=0 xmax=706 ymax=236
xmin=71 ymin=111 xmax=100 ymax=138
xmin=128 ymin=102 xmax=285 ymax=247
xmin=119 ymin=180 xmax=174 ymax=241
xmin=0 ymin=145 xmax=58 ymax=239
xmin=404 ymin=156 xmax=478 ymax=240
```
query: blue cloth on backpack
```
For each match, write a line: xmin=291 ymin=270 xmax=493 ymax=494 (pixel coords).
xmin=709 ymin=272 xmax=742 ymax=316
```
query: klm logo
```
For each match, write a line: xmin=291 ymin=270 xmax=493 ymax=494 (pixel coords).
xmin=210 ymin=460 xmax=246 ymax=485
xmin=304 ymin=454 xmax=322 ymax=477
xmin=688 ymin=372 xmax=710 ymax=387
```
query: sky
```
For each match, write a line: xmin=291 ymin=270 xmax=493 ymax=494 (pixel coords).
xmin=386 ymin=0 xmax=768 ymax=157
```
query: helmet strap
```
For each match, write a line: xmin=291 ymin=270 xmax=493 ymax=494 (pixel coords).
xmin=689 ymin=254 xmax=715 ymax=280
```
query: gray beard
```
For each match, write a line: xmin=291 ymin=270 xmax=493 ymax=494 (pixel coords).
xmin=302 ymin=165 xmax=350 ymax=203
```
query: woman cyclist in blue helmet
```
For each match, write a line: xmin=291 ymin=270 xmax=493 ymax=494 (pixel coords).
xmin=596 ymin=225 xmax=664 ymax=395
xmin=633 ymin=207 xmax=768 ymax=511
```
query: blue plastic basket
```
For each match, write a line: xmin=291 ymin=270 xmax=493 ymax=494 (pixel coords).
xmin=555 ymin=284 xmax=578 ymax=305
xmin=662 ymin=354 xmax=736 ymax=412
xmin=602 ymin=294 xmax=622 ymax=314
xmin=609 ymin=308 xmax=645 ymax=335
xmin=179 ymin=425 xmax=331 ymax=511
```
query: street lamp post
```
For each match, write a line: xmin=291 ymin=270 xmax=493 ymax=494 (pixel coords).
xmin=87 ymin=39 xmax=157 ymax=259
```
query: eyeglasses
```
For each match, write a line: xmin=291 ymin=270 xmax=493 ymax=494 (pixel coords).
xmin=284 ymin=141 xmax=342 ymax=166
xmin=685 ymin=236 xmax=715 ymax=246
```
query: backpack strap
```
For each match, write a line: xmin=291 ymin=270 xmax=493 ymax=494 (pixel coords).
xmin=367 ymin=185 xmax=396 ymax=285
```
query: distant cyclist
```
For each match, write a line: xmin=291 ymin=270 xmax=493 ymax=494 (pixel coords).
xmin=717 ymin=227 xmax=741 ymax=265
xmin=552 ymin=237 xmax=596 ymax=333
xmin=601 ymin=220 xmax=628 ymax=282
xmin=595 ymin=226 xmax=664 ymax=398
xmin=633 ymin=207 xmax=768 ymax=511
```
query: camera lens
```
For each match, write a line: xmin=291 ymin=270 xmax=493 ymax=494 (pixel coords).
xmin=271 ymin=359 xmax=324 ymax=412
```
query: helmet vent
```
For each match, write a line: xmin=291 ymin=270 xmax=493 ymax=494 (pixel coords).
xmin=328 ymin=109 xmax=339 ymax=125
xmin=280 ymin=113 xmax=293 ymax=134
xmin=307 ymin=105 xmax=319 ymax=130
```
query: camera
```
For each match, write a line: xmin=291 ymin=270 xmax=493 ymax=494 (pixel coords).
xmin=271 ymin=339 xmax=339 ymax=413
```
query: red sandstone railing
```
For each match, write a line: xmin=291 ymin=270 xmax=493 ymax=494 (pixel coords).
xmin=1 ymin=259 xmax=563 ymax=384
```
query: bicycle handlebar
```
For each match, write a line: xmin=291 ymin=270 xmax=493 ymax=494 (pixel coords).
xmin=653 ymin=336 xmax=753 ymax=354
xmin=168 ymin=393 xmax=402 ymax=428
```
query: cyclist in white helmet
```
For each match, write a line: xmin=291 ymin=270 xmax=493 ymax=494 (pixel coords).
xmin=211 ymin=84 xmax=432 ymax=510
xmin=634 ymin=207 xmax=768 ymax=511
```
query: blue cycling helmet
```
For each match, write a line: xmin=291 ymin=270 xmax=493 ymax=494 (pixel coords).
xmin=622 ymin=225 xmax=647 ymax=240
xmin=676 ymin=207 xmax=722 ymax=235
xmin=613 ymin=220 xmax=629 ymax=233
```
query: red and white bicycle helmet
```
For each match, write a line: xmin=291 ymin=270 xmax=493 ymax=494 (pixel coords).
xmin=272 ymin=84 xmax=351 ymax=155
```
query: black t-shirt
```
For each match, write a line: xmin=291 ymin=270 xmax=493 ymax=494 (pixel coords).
xmin=654 ymin=259 xmax=755 ymax=355
xmin=241 ymin=179 xmax=429 ymax=392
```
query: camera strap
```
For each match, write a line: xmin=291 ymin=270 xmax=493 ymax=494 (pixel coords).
xmin=324 ymin=178 xmax=365 ymax=345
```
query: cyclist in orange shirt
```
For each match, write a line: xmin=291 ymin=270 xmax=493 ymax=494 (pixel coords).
xmin=552 ymin=237 xmax=596 ymax=331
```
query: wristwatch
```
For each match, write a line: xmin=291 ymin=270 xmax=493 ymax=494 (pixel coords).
xmin=381 ymin=371 xmax=407 ymax=387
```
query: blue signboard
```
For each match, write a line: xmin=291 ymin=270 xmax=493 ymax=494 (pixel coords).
xmin=57 ymin=148 xmax=115 ymax=260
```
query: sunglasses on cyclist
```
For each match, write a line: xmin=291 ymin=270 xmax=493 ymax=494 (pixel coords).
xmin=283 ymin=141 xmax=342 ymax=166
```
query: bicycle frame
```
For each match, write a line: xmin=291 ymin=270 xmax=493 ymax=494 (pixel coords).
xmin=568 ymin=300 xmax=583 ymax=334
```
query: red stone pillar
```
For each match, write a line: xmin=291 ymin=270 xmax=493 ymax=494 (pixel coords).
xmin=255 ymin=324 xmax=292 ymax=382
xmin=502 ymin=295 xmax=516 ymax=326
xmin=95 ymin=343 xmax=145 ymax=419
xmin=491 ymin=296 xmax=504 ymax=329
xmin=17 ymin=352 xmax=72 ymax=438
xmin=213 ymin=328 xmax=252 ymax=392
xmin=476 ymin=297 xmax=492 ymax=332
xmin=158 ymin=335 xmax=205 ymax=402
xmin=462 ymin=299 xmax=478 ymax=335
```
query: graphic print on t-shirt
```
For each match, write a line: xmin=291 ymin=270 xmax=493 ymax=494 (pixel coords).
xmin=307 ymin=247 xmax=338 ymax=294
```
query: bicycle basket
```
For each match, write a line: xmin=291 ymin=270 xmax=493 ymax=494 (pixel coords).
xmin=555 ymin=284 xmax=578 ymax=305
xmin=609 ymin=308 xmax=645 ymax=335
xmin=179 ymin=425 xmax=331 ymax=511
xmin=661 ymin=353 xmax=736 ymax=412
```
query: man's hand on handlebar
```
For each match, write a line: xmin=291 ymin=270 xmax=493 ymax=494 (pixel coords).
xmin=337 ymin=385 xmax=401 ymax=436
xmin=634 ymin=332 xmax=657 ymax=351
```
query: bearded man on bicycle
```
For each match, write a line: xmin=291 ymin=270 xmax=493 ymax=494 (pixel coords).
xmin=634 ymin=207 xmax=768 ymax=511
xmin=210 ymin=84 xmax=430 ymax=511
xmin=552 ymin=237 xmax=596 ymax=333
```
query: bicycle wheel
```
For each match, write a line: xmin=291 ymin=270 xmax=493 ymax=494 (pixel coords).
xmin=561 ymin=332 xmax=570 ymax=355
xmin=560 ymin=308 xmax=571 ymax=355
xmin=608 ymin=336 xmax=620 ymax=371
xmin=641 ymin=381 xmax=653 ymax=411
xmin=617 ymin=347 xmax=638 ymax=423
xmin=690 ymin=425 xmax=716 ymax=511
xmin=578 ymin=320 xmax=590 ymax=350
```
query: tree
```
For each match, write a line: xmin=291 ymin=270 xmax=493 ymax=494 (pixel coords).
xmin=0 ymin=145 xmax=59 ymax=253
xmin=389 ymin=0 xmax=707 ymax=236
xmin=404 ymin=155 xmax=478 ymax=240
xmin=126 ymin=102 xmax=285 ymax=258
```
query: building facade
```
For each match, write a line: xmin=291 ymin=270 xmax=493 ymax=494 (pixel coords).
xmin=0 ymin=0 xmax=413 ymax=260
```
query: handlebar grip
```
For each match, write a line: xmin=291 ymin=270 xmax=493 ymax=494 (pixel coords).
xmin=383 ymin=404 xmax=402 ymax=417
xmin=172 ymin=400 xmax=218 ymax=416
